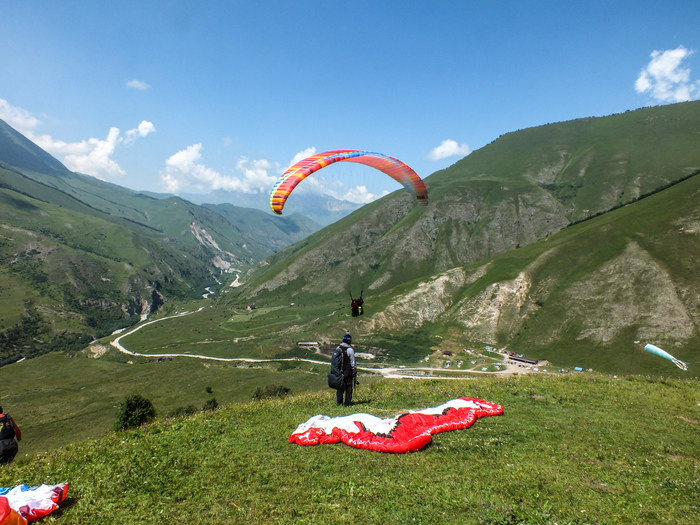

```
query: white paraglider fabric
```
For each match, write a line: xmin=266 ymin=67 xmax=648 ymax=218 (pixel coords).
xmin=289 ymin=398 xmax=503 ymax=453
xmin=0 ymin=483 xmax=68 ymax=523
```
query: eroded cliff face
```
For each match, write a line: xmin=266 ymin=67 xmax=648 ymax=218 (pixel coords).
xmin=545 ymin=242 xmax=695 ymax=345
xmin=360 ymin=265 xmax=489 ymax=334
xmin=249 ymin=182 xmax=570 ymax=298
xmin=189 ymin=222 xmax=247 ymax=270
xmin=453 ymin=272 xmax=532 ymax=346
xmin=352 ymin=238 xmax=699 ymax=352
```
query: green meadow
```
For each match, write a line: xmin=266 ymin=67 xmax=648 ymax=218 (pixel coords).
xmin=1 ymin=374 xmax=698 ymax=524
xmin=0 ymin=347 xmax=331 ymax=457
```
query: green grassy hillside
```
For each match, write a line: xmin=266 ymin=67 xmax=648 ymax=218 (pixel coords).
xmin=0 ymin=178 xmax=216 ymax=364
xmin=0 ymin=375 xmax=697 ymax=524
xmin=215 ymin=172 xmax=700 ymax=377
xmin=220 ymin=102 xmax=700 ymax=376
xmin=235 ymin=101 xmax=700 ymax=300
xmin=0 ymin=341 xmax=329 ymax=456
xmin=0 ymin=119 xmax=323 ymax=366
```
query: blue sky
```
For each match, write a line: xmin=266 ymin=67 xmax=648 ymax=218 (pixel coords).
xmin=1 ymin=1 xmax=699 ymax=205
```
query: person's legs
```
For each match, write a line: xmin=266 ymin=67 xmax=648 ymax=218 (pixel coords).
xmin=336 ymin=387 xmax=344 ymax=405
xmin=0 ymin=440 xmax=17 ymax=466
xmin=344 ymin=384 xmax=353 ymax=406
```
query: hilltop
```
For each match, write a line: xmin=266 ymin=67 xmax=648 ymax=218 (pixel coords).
xmin=0 ymin=375 xmax=697 ymax=524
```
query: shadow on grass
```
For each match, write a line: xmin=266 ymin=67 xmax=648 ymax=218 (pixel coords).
xmin=348 ymin=400 xmax=373 ymax=407
xmin=51 ymin=495 xmax=78 ymax=518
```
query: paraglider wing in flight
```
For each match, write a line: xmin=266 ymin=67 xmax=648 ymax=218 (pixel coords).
xmin=644 ymin=343 xmax=688 ymax=370
xmin=270 ymin=150 xmax=429 ymax=215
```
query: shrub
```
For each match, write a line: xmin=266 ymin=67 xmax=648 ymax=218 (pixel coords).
xmin=277 ymin=361 xmax=299 ymax=371
xmin=202 ymin=398 xmax=218 ymax=411
xmin=166 ymin=405 xmax=198 ymax=418
xmin=251 ymin=384 xmax=291 ymax=400
xmin=114 ymin=394 xmax=156 ymax=431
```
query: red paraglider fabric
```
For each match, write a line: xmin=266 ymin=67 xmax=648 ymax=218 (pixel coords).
xmin=0 ymin=497 xmax=27 ymax=525
xmin=270 ymin=150 xmax=428 ymax=215
xmin=289 ymin=398 xmax=503 ymax=453
xmin=0 ymin=483 xmax=68 ymax=523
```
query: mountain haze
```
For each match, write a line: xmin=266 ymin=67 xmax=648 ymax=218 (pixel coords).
xmin=181 ymin=188 xmax=363 ymax=226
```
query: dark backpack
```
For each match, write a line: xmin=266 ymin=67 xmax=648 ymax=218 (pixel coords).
xmin=328 ymin=343 xmax=352 ymax=389
xmin=0 ymin=414 xmax=15 ymax=441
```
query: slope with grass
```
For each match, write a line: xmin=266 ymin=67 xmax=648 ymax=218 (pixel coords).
xmin=0 ymin=375 xmax=697 ymax=524
xmin=235 ymin=101 xmax=700 ymax=300
xmin=222 ymin=102 xmax=700 ymax=376
xmin=0 ymin=339 xmax=330 ymax=457
xmin=0 ymin=119 xmax=322 ymax=365
xmin=208 ymin=172 xmax=700 ymax=377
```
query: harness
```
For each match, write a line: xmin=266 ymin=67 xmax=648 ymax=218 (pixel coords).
xmin=0 ymin=414 xmax=15 ymax=441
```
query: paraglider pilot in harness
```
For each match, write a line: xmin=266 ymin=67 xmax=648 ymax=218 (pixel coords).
xmin=0 ymin=406 xmax=22 ymax=466
xmin=328 ymin=332 xmax=357 ymax=406
xmin=350 ymin=290 xmax=364 ymax=317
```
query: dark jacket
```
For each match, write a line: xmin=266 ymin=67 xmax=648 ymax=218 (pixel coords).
xmin=0 ymin=413 xmax=19 ymax=441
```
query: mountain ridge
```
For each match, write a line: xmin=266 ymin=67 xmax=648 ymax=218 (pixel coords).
xmin=227 ymin=101 xmax=700 ymax=373
xmin=0 ymin=118 xmax=321 ymax=365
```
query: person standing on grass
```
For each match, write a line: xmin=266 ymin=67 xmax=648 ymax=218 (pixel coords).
xmin=0 ymin=406 xmax=22 ymax=466
xmin=331 ymin=332 xmax=357 ymax=406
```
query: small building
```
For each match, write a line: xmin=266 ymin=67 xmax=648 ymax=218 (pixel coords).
xmin=508 ymin=353 xmax=539 ymax=366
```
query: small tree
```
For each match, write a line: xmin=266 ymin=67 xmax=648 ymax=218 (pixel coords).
xmin=114 ymin=394 xmax=156 ymax=431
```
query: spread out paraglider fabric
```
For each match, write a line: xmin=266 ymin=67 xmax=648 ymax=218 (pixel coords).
xmin=0 ymin=497 xmax=24 ymax=525
xmin=270 ymin=150 xmax=429 ymax=215
xmin=644 ymin=343 xmax=688 ymax=370
xmin=289 ymin=398 xmax=503 ymax=453
xmin=0 ymin=483 xmax=68 ymax=523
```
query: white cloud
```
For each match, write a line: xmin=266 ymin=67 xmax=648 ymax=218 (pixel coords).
xmin=124 ymin=120 xmax=156 ymax=145
xmin=0 ymin=98 xmax=154 ymax=180
xmin=0 ymin=98 xmax=41 ymax=135
xmin=235 ymin=157 xmax=279 ymax=193
xmin=340 ymin=185 xmax=389 ymax=204
xmin=427 ymin=139 xmax=470 ymax=161
xmin=285 ymin=147 xmax=316 ymax=171
xmin=127 ymin=79 xmax=151 ymax=90
xmin=635 ymin=46 xmax=700 ymax=102
xmin=159 ymin=144 xmax=278 ymax=194
xmin=63 ymin=127 xmax=126 ymax=178
xmin=39 ymin=122 xmax=155 ymax=179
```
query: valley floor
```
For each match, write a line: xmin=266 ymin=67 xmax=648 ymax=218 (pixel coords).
xmin=111 ymin=311 xmax=542 ymax=381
